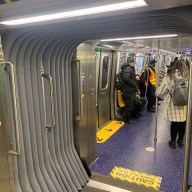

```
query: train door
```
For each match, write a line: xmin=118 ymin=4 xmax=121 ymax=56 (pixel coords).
xmin=97 ymin=50 xmax=113 ymax=128
xmin=72 ymin=42 xmax=96 ymax=165
xmin=0 ymin=38 xmax=14 ymax=192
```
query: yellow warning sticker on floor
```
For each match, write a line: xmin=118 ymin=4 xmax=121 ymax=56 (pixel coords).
xmin=97 ymin=120 xmax=124 ymax=143
xmin=110 ymin=166 xmax=162 ymax=190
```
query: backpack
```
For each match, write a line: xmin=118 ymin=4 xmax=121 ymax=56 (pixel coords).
xmin=114 ymin=71 xmax=123 ymax=90
xmin=170 ymin=78 xmax=188 ymax=106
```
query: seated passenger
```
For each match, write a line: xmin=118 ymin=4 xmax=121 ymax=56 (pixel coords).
xmin=131 ymin=92 xmax=147 ymax=118
xmin=136 ymin=73 xmax=146 ymax=98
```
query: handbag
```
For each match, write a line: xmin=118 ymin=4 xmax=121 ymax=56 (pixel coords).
xmin=117 ymin=90 xmax=125 ymax=107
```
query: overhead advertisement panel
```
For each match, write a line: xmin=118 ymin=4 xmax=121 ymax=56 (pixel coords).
xmin=0 ymin=0 xmax=19 ymax=5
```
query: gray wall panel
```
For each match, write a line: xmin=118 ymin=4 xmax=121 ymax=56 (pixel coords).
xmin=4 ymin=33 xmax=35 ymax=192
xmin=36 ymin=37 xmax=64 ymax=192
xmin=30 ymin=36 xmax=61 ymax=192
xmin=0 ymin=47 xmax=12 ymax=192
xmin=14 ymin=35 xmax=42 ymax=191
xmin=24 ymin=36 xmax=50 ymax=192
xmin=54 ymin=41 xmax=83 ymax=190
xmin=44 ymin=40 xmax=70 ymax=192
xmin=47 ymin=40 xmax=77 ymax=192
xmin=1 ymin=30 xmax=89 ymax=192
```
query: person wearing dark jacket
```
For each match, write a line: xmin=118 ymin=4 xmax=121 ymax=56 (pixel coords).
xmin=167 ymin=57 xmax=178 ymax=74
xmin=121 ymin=55 xmax=137 ymax=123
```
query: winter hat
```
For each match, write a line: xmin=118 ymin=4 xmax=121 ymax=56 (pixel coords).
xmin=150 ymin=59 xmax=156 ymax=65
xmin=127 ymin=53 xmax=135 ymax=63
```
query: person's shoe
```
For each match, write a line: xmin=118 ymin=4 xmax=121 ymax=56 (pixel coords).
xmin=124 ymin=120 xmax=135 ymax=124
xmin=168 ymin=141 xmax=176 ymax=149
xmin=131 ymin=114 xmax=140 ymax=119
xmin=116 ymin=117 xmax=124 ymax=121
xmin=147 ymin=108 xmax=155 ymax=113
xmin=177 ymin=139 xmax=184 ymax=147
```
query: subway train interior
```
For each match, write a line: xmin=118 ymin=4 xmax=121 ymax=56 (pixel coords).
xmin=1 ymin=0 xmax=192 ymax=192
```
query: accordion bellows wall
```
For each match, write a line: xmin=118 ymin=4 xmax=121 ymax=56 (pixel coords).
xmin=2 ymin=32 xmax=88 ymax=192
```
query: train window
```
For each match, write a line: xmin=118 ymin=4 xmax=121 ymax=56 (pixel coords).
xmin=101 ymin=55 xmax=110 ymax=90
xmin=136 ymin=55 xmax=143 ymax=75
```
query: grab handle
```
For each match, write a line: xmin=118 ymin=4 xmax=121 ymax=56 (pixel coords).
xmin=42 ymin=73 xmax=55 ymax=128
xmin=75 ymin=59 xmax=83 ymax=121
xmin=4 ymin=61 xmax=20 ymax=155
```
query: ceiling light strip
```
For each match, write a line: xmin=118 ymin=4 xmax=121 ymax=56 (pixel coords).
xmin=0 ymin=0 xmax=147 ymax=25
xmin=101 ymin=34 xmax=178 ymax=41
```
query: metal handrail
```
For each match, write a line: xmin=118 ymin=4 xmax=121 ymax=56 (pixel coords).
xmin=75 ymin=59 xmax=83 ymax=121
xmin=4 ymin=61 xmax=21 ymax=155
xmin=42 ymin=73 xmax=55 ymax=128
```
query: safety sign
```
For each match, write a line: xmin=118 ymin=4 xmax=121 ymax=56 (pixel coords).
xmin=110 ymin=166 xmax=162 ymax=190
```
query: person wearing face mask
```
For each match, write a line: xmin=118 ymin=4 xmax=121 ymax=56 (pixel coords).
xmin=145 ymin=59 xmax=157 ymax=112
xmin=121 ymin=54 xmax=137 ymax=124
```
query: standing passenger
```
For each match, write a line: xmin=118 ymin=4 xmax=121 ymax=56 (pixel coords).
xmin=167 ymin=57 xmax=178 ymax=74
xmin=121 ymin=54 xmax=137 ymax=124
xmin=145 ymin=59 xmax=157 ymax=112
xmin=156 ymin=60 xmax=189 ymax=148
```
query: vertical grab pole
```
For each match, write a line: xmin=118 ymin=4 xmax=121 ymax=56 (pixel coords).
xmin=154 ymin=39 xmax=160 ymax=142
xmin=182 ymin=61 xmax=192 ymax=192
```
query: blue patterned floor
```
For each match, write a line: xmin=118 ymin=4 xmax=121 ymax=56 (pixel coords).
xmin=91 ymin=105 xmax=192 ymax=192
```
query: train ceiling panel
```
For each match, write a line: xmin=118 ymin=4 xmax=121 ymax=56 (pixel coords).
xmin=96 ymin=35 xmax=192 ymax=54
xmin=0 ymin=0 xmax=192 ymax=19
xmin=0 ymin=0 xmax=145 ymax=18
xmin=126 ymin=36 xmax=192 ymax=53
xmin=147 ymin=0 xmax=192 ymax=10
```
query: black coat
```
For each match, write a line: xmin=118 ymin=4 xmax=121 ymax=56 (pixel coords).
xmin=121 ymin=63 xmax=137 ymax=93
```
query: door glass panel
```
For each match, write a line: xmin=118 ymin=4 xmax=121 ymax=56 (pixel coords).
xmin=136 ymin=55 xmax=143 ymax=75
xmin=101 ymin=55 xmax=109 ymax=90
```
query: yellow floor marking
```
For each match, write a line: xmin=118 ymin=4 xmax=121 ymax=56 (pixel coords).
xmin=4 ymin=0 xmax=12 ymax=3
xmin=110 ymin=166 xmax=162 ymax=190
xmin=97 ymin=120 xmax=124 ymax=143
